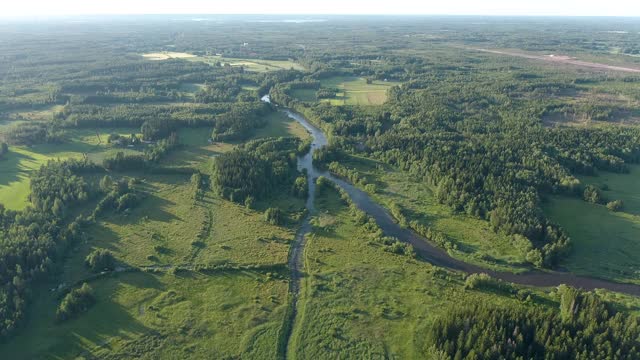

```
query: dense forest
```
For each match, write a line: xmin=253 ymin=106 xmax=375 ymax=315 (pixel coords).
xmin=428 ymin=285 xmax=640 ymax=359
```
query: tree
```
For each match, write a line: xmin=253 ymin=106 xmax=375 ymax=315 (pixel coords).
xmin=264 ymin=207 xmax=284 ymax=225
xmin=606 ymin=199 xmax=624 ymax=212
xmin=85 ymin=249 xmax=115 ymax=272
xmin=100 ymin=175 xmax=114 ymax=193
xmin=583 ymin=185 xmax=604 ymax=204
xmin=55 ymin=283 xmax=96 ymax=322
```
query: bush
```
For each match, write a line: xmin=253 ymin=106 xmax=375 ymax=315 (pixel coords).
xmin=56 ymin=283 xmax=96 ymax=322
xmin=583 ymin=185 xmax=604 ymax=204
xmin=265 ymin=207 xmax=284 ymax=225
xmin=606 ymin=199 xmax=624 ymax=212
xmin=85 ymin=249 xmax=115 ymax=272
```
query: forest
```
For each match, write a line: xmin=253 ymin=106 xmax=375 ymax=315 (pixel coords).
xmin=1 ymin=14 xmax=640 ymax=359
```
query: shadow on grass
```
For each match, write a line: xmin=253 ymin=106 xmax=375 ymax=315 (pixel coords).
xmin=0 ymin=149 xmax=36 ymax=186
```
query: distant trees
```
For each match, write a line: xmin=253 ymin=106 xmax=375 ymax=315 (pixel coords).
xmin=55 ymin=283 xmax=96 ymax=323
xmin=85 ymin=249 xmax=115 ymax=272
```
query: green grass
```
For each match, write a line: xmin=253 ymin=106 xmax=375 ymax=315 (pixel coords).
xmin=544 ymin=165 xmax=640 ymax=284
xmin=1 ymin=270 xmax=288 ymax=359
xmin=289 ymin=88 xmax=317 ymax=102
xmin=319 ymin=77 xmax=400 ymax=106
xmin=0 ymin=128 xmax=142 ymax=210
xmin=165 ymin=111 xmax=309 ymax=171
xmin=288 ymin=184 xmax=552 ymax=359
xmin=340 ymin=155 xmax=530 ymax=272
xmin=190 ymin=55 xmax=305 ymax=72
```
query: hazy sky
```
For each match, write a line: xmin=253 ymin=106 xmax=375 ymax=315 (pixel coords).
xmin=2 ymin=0 xmax=640 ymax=17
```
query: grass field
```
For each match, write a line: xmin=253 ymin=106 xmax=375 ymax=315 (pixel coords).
xmin=288 ymin=184 xmax=553 ymax=358
xmin=2 ymin=271 xmax=288 ymax=359
xmin=544 ymin=165 xmax=640 ymax=284
xmin=0 ymin=128 xmax=142 ymax=210
xmin=340 ymin=155 xmax=530 ymax=272
xmin=320 ymin=77 xmax=399 ymax=106
xmin=166 ymin=111 xmax=309 ymax=171
xmin=289 ymin=88 xmax=317 ymax=102
xmin=0 ymin=110 xmax=306 ymax=210
xmin=0 ymin=112 xmax=312 ymax=358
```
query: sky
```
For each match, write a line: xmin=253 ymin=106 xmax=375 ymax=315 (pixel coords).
xmin=2 ymin=0 xmax=640 ymax=18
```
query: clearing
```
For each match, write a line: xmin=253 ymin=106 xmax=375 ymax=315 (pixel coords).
xmin=545 ymin=165 xmax=640 ymax=284
xmin=0 ymin=128 xmax=142 ymax=210
xmin=142 ymin=52 xmax=197 ymax=61
xmin=291 ymin=77 xmax=399 ymax=106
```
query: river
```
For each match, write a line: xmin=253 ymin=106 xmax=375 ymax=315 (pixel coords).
xmin=263 ymin=94 xmax=640 ymax=304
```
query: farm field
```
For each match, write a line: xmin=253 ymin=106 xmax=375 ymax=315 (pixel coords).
xmin=545 ymin=166 xmax=640 ymax=284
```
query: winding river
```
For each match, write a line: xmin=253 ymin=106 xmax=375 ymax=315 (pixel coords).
xmin=263 ymin=95 xmax=640 ymax=351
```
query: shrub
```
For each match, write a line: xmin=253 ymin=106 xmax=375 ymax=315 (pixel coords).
xmin=606 ymin=199 xmax=624 ymax=212
xmin=265 ymin=207 xmax=284 ymax=225
xmin=583 ymin=185 xmax=604 ymax=204
xmin=56 ymin=283 xmax=96 ymax=322
xmin=85 ymin=249 xmax=115 ymax=272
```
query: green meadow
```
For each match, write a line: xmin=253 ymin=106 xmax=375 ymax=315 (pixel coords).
xmin=291 ymin=77 xmax=399 ymax=106
xmin=3 ymin=271 xmax=288 ymax=359
xmin=0 ymin=128 xmax=142 ymax=210
xmin=288 ymin=183 xmax=553 ymax=358
xmin=545 ymin=165 xmax=640 ymax=284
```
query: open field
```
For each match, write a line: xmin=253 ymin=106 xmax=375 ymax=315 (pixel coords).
xmin=142 ymin=52 xmax=197 ymax=60
xmin=2 ymin=270 xmax=288 ymax=359
xmin=339 ymin=155 xmax=530 ymax=272
xmin=165 ymin=111 xmax=310 ymax=171
xmin=545 ymin=165 xmax=640 ymax=284
xmin=0 ymin=128 xmax=142 ymax=210
xmin=189 ymin=55 xmax=305 ymax=72
xmin=291 ymin=77 xmax=399 ymax=105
